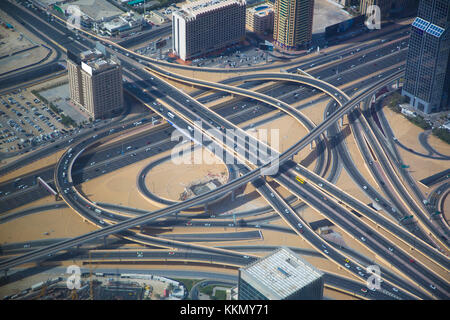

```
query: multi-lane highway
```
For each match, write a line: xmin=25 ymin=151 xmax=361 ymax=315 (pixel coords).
xmin=1 ymin=0 xmax=449 ymax=300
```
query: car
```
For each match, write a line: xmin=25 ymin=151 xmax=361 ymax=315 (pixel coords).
xmin=358 ymin=272 xmax=365 ymax=277
xmin=90 ymin=162 xmax=95 ymax=166
xmin=344 ymin=263 xmax=350 ymax=268
xmin=370 ymin=287 xmax=377 ymax=291
xmin=392 ymin=287 xmax=398 ymax=292
xmin=430 ymin=285 xmax=436 ymax=290
xmin=356 ymin=266 xmax=362 ymax=271
xmin=243 ymin=255 xmax=249 ymax=259
xmin=185 ymin=222 xmax=192 ymax=226
xmin=137 ymin=251 xmax=143 ymax=257
xmin=297 ymin=223 xmax=302 ymax=229
xmin=388 ymin=247 xmax=394 ymax=252
xmin=205 ymin=223 xmax=211 ymax=226
xmin=284 ymin=208 xmax=289 ymax=213
xmin=323 ymin=250 xmax=329 ymax=254
xmin=24 ymin=244 xmax=30 ymax=248
xmin=361 ymin=236 xmax=366 ymax=242
xmin=361 ymin=288 xmax=367 ymax=293
xmin=409 ymin=259 xmax=415 ymax=263
xmin=99 ymin=220 xmax=105 ymax=224
xmin=270 ymin=192 xmax=274 ymax=197
xmin=168 ymin=251 xmax=175 ymax=255
xmin=363 ymin=185 xmax=367 ymax=190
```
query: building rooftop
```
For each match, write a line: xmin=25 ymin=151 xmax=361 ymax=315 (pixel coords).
xmin=248 ymin=3 xmax=273 ymax=16
xmin=60 ymin=0 xmax=123 ymax=22
xmin=78 ymin=49 xmax=118 ymax=75
xmin=240 ymin=247 xmax=323 ymax=299
xmin=175 ymin=0 xmax=245 ymax=19
xmin=102 ymin=14 xmax=142 ymax=32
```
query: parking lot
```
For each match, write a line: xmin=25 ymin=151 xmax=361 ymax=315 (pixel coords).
xmin=39 ymin=83 xmax=88 ymax=124
xmin=0 ymin=88 xmax=72 ymax=154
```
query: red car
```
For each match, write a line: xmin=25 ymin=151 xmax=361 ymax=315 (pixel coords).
xmin=361 ymin=288 xmax=368 ymax=293
xmin=168 ymin=252 xmax=175 ymax=255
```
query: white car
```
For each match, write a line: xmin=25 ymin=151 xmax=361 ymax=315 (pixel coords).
xmin=361 ymin=237 xmax=366 ymax=242
xmin=323 ymin=250 xmax=329 ymax=254
xmin=344 ymin=263 xmax=350 ymax=268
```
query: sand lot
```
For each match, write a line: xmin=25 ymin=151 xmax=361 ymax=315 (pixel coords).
xmin=382 ymin=107 xmax=449 ymax=183
xmin=0 ymin=196 xmax=97 ymax=245
xmin=144 ymin=149 xmax=228 ymax=202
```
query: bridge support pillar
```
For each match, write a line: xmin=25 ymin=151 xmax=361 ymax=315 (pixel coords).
xmin=231 ymin=191 xmax=235 ymax=201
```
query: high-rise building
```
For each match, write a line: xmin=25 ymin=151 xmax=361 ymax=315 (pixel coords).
xmin=172 ymin=0 xmax=246 ymax=61
xmin=67 ymin=49 xmax=123 ymax=119
xmin=273 ymin=0 xmax=314 ymax=50
xmin=238 ymin=247 xmax=324 ymax=300
xmin=360 ymin=0 xmax=393 ymax=19
xmin=246 ymin=3 xmax=274 ymax=35
xmin=402 ymin=0 xmax=450 ymax=114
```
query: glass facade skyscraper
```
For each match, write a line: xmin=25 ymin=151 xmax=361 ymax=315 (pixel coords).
xmin=402 ymin=0 xmax=450 ymax=114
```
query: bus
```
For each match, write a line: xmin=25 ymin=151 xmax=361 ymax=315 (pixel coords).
xmin=296 ymin=176 xmax=305 ymax=184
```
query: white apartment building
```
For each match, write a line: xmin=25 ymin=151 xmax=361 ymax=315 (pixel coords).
xmin=172 ymin=0 xmax=246 ymax=61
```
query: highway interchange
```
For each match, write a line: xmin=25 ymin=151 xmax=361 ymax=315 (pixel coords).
xmin=0 ymin=0 xmax=449 ymax=300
